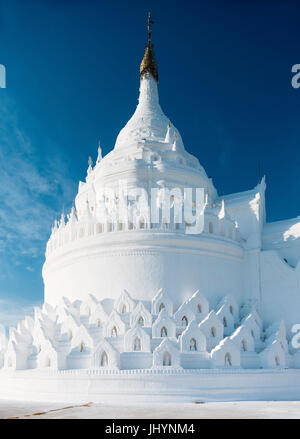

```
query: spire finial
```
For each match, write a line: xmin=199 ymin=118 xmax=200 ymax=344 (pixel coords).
xmin=97 ymin=140 xmax=102 ymax=163
xmin=147 ymin=12 xmax=154 ymax=44
xmin=165 ymin=121 xmax=172 ymax=143
xmin=87 ymin=156 xmax=93 ymax=178
xmin=172 ymin=131 xmax=178 ymax=151
xmin=140 ymin=13 xmax=158 ymax=82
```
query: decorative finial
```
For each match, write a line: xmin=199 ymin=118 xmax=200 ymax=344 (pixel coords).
xmin=60 ymin=212 xmax=65 ymax=228
xmin=147 ymin=12 xmax=154 ymax=44
xmin=172 ymin=131 xmax=178 ymax=151
xmin=205 ymin=192 xmax=209 ymax=205
xmin=165 ymin=121 xmax=172 ymax=143
xmin=218 ymin=198 xmax=226 ymax=219
xmin=97 ymin=140 xmax=102 ymax=163
xmin=87 ymin=156 xmax=93 ymax=178
xmin=53 ymin=219 xmax=58 ymax=232
xmin=140 ymin=13 xmax=158 ymax=82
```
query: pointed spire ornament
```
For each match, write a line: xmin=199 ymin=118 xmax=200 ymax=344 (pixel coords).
xmin=205 ymin=191 xmax=209 ymax=206
xmin=87 ymin=156 xmax=93 ymax=176
xmin=69 ymin=206 xmax=77 ymax=225
xmin=52 ymin=218 xmax=58 ymax=235
xmin=172 ymin=130 xmax=178 ymax=151
xmin=218 ymin=198 xmax=226 ymax=219
xmin=140 ymin=13 xmax=158 ymax=82
xmin=165 ymin=121 xmax=172 ymax=143
xmin=96 ymin=140 xmax=102 ymax=164
xmin=59 ymin=212 xmax=65 ymax=229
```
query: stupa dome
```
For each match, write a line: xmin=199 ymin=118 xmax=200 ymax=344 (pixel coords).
xmin=114 ymin=72 xmax=185 ymax=151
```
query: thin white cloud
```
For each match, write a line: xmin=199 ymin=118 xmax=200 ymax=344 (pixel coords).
xmin=0 ymin=94 xmax=76 ymax=270
xmin=0 ymin=297 xmax=40 ymax=329
xmin=25 ymin=266 xmax=34 ymax=272
xmin=0 ymin=94 xmax=77 ymax=327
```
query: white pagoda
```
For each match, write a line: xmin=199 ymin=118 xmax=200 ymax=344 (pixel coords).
xmin=1 ymin=15 xmax=300 ymax=402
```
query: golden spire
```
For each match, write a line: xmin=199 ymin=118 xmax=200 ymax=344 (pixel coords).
xmin=140 ymin=12 xmax=158 ymax=82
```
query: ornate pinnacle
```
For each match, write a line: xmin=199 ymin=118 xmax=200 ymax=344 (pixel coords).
xmin=140 ymin=12 xmax=158 ymax=82
xmin=172 ymin=131 xmax=178 ymax=151
xmin=97 ymin=140 xmax=102 ymax=163
xmin=147 ymin=12 xmax=154 ymax=44
xmin=165 ymin=121 xmax=172 ymax=143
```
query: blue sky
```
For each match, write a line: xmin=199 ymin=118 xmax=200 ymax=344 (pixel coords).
xmin=0 ymin=0 xmax=300 ymax=326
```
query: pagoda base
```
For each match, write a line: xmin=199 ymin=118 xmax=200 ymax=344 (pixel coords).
xmin=1 ymin=368 xmax=300 ymax=403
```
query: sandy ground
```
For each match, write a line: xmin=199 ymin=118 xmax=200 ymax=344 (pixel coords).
xmin=0 ymin=400 xmax=300 ymax=419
